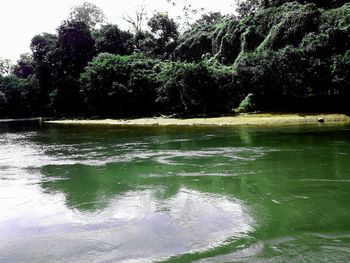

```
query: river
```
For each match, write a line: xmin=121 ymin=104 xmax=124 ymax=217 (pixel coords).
xmin=1 ymin=123 xmax=350 ymax=262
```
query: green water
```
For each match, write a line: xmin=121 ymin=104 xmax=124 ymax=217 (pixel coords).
xmin=1 ymin=123 xmax=350 ymax=262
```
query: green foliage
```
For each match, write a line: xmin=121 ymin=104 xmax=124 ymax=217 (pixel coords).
xmin=269 ymin=0 xmax=348 ymax=9
xmin=148 ymin=12 xmax=179 ymax=57
xmin=331 ymin=50 xmax=350 ymax=111
xmin=236 ymin=0 xmax=348 ymax=13
xmin=157 ymin=61 xmax=235 ymax=115
xmin=0 ymin=74 xmax=42 ymax=118
xmin=0 ymin=76 xmax=25 ymax=117
xmin=322 ymin=2 xmax=350 ymax=29
xmin=236 ymin=48 xmax=307 ymax=110
xmin=172 ymin=1 xmax=350 ymax=112
xmin=133 ymin=31 xmax=157 ymax=56
xmin=195 ymin=12 xmax=225 ymax=27
xmin=12 ymin=53 xmax=34 ymax=79
xmin=258 ymin=2 xmax=320 ymax=50
xmin=237 ymin=94 xmax=256 ymax=113
xmin=175 ymin=26 xmax=214 ymax=62
xmin=0 ymin=90 xmax=6 ymax=115
xmin=2 ymin=1 xmax=350 ymax=118
xmin=53 ymin=20 xmax=96 ymax=115
xmin=175 ymin=1 xmax=349 ymax=65
xmin=30 ymin=33 xmax=58 ymax=115
xmin=94 ymin=24 xmax=134 ymax=55
xmin=236 ymin=0 xmax=261 ymax=17
xmin=56 ymin=20 xmax=96 ymax=77
xmin=233 ymin=43 xmax=349 ymax=112
xmin=31 ymin=33 xmax=58 ymax=64
xmin=80 ymin=54 xmax=235 ymax=117
xmin=80 ymin=53 xmax=159 ymax=117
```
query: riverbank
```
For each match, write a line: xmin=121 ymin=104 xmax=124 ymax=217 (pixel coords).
xmin=46 ymin=114 xmax=350 ymax=127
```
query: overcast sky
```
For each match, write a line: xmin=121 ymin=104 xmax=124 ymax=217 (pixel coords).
xmin=0 ymin=0 xmax=236 ymax=62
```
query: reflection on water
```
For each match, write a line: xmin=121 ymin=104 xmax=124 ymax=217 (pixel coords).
xmin=1 ymin=186 xmax=252 ymax=262
xmin=1 ymin=124 xmax=350 ymax=262
xmin=0 ymin=127 xmax=254 ymax=262
xmin=196 ymin=233 xmax=350 ymax=262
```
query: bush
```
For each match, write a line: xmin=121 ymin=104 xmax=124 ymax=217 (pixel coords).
xmin=0 ymin=76 xmax=25 ymax=118
xmin=331 ymin=50 xmax=350 ymax=111
xmin=80 ymin=53 xmax=159 ymax=117
xmin=0 ymin=90 xmax=7 ymax=117
xmin=234 ymin=47 xmax=310 ymax=111
xmin=156 ymin=61 xmax=235 ymax=116
xmin=237 ymin=94 xmax=256 ymax=113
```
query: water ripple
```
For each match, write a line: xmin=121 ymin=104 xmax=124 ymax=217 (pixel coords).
xmin=0 ymin=188 xmax=254 ymax=263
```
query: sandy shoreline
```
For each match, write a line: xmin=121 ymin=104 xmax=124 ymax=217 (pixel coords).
xmin=46 ymin=114 xmax=350 ymax=127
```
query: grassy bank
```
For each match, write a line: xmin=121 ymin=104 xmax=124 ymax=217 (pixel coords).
xmin=46 ymin=114 xmax=350 ymax=127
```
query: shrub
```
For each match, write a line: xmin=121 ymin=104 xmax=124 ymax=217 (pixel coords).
xmin=80 ymin=53 xmax=159 ymax=117
xmin=156 ymin=61 xmax=235 ymax=116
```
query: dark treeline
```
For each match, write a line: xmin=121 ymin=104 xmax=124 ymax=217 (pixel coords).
xmin=0 ymin=0 xmax=349 ymax=118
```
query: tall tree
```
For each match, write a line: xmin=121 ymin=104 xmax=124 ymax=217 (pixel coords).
xmin=148 ymin=12 xmax=179 ymax=56
xmin=122 ymin=5 xmax=147 ymax=33
xmin=165 ymin=0 xmax=201 ymax=28
xmin=30 ymin=33 xmax=58 ymax=114
xmin=56 ymin=20 xmax=96 ymax=77
xmin=69 ymin=2 xmax=106 ymax=28
xmin=53 ymin=20 xmax=96 ymax=115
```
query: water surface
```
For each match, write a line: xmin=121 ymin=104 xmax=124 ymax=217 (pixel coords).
xmin=1 ymin=123 xmax=350 ymax=262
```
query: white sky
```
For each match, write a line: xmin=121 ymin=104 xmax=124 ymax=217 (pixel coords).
xmin=0 ymin=0 xmax=236 ymax=62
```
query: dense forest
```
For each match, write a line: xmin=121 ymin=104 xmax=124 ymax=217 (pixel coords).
xmin=0 ymin=0 xmax=349 ymax=118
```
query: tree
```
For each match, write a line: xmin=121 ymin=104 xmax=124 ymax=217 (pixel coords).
xmin=133 ymin=31 xmax=157 ymax=56
xmin=30 ymin=33 xmax=58 ymax=114
xmin=12 ymin=53 xmax=34 ymax=79
xmin=0 ymin=58 xmax=13 ymax=76
xmin=237 ymin=0 xmax=349 ymax=11
xmin=0 ymin=76 xmax=26 ymax=117
xmin=69 ymin=2 xmax=106 ymax=28
xmin=195 ymin=12 xmax=224 ymax=27
xmin=53 ymin=20 xmax=96 ymax=115
xmin=31 ymin=33 xmax=58 ymax=64
xmin=157 ymin=62 xmax=234 ymax=115
xmin=165 ymin=0 xmax=203 ymax=30
xmin=80 ymin=53 xmax=159 ymax=117
xmin=1 ymin=0 xmax=349 ymax=118
xmin=122 ymin=5 xmax=147 ymax=33
xmin=235 ymin=0 xmax=261 ymax=17
xmin=331 ymin=51 xmax=350 ymax=111
xmin=56 ymin=20 xmax=96 ymax=77
xmin=0 ymin=89 xmax=7 ymax=117
xmin=94 ymin=24 xmax=134 ymax=55
xmin=148 ymin=12 xmax=179 ymax=56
